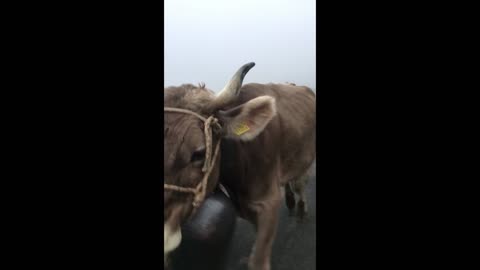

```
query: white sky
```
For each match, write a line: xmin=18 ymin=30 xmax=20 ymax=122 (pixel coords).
xmin=165 ymin=0 xmax=316 ymax=91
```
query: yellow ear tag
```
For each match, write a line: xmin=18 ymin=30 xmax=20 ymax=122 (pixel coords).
xmin=233 ymin=122 xmax=250 ymax=135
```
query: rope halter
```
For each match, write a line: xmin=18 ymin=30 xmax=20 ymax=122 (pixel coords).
xmin=164 ymin=107 xmax=222 ymax=210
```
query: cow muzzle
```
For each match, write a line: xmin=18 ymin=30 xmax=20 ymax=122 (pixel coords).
xmin=164 ymin=224 xmax=182 ymax=265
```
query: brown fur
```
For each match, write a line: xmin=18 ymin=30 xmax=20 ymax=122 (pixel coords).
xmin=164 ymin=82 xmax=316 ymax=270
xmin=164 ymin=84 xmax=216 ymax=113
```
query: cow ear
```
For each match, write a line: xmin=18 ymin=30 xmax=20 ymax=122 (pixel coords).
xmin=217 ymin=96 xmax=276 ymax=141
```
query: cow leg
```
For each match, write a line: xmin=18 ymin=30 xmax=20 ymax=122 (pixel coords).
xmin=284 ymin=182 xmax=296 ymax=215
xmin=247 ymin=196 xmax=281 ymax=270
xmin=293 ymin=171 xmax=309 ymax=219
xmin=297 ymin=192 xmax=307 ymax=219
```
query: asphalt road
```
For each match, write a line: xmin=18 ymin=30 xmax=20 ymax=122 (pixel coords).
xmin=224 ymin=162 xmax=316 ymax=270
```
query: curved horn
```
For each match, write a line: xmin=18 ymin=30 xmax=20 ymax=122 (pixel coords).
xmin=212 ymin=62 xmax=255 ymax=110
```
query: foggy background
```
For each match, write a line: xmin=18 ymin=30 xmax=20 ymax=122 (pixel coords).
xmin=164 ymin=0 xmax=316 ymax=92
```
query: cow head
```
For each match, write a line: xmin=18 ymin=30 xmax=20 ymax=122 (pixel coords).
xmin=163 ymin=62 xmax=277 ymax=264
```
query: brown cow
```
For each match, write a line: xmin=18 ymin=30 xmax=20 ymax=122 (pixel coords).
xmin=164 ymin=62 xmax=315 ymax=270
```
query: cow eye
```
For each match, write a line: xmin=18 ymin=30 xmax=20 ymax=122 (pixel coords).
xmin=191 ymin=147 xmax=206 ymax=164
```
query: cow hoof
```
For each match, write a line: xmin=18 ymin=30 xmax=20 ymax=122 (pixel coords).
xmin=248 ymin=261 xmax=270 ymax=270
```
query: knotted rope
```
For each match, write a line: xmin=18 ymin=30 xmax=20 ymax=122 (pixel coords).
xmin=164 ymin=107 xmax=222 ymax=209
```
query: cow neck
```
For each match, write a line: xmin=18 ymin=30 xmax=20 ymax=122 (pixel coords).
xmin=164 ymin=107 xmax=222 ymax=211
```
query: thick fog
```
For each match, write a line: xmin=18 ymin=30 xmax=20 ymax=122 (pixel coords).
xmin=165 ymin=0 xmax=316 ymax=92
